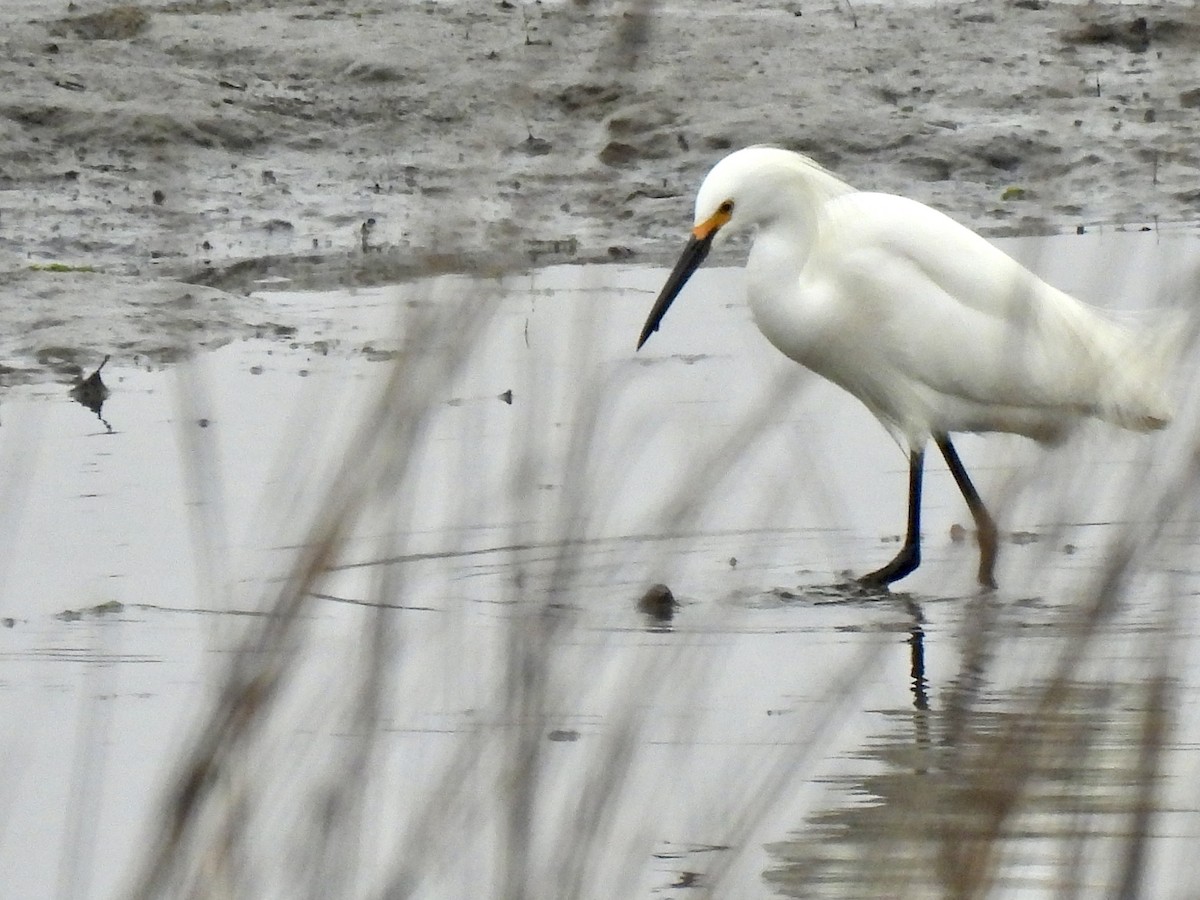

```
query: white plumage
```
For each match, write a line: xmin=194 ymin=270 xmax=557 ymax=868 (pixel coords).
xmin=637 ymin=146 xmax=1177 ymax=587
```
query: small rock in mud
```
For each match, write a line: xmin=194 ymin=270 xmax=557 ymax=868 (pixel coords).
xmin=637 ymin=583 xmax=677 ymax=620
xmin=555 ymin=82 xmax=621 ymax=112
xmin=55 ymin=5 xmax=151 ymax=41
xmin=1063 ymin=17 xmax=1150 ymax=52
xmin=515 ymin=133 xmax=552 ymax=156
xmin=599 ymin=141 xmax=640 ymax=167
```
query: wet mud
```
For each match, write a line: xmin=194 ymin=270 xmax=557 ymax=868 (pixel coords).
xmin=1 ymin=0 xmax=1198 ymax=382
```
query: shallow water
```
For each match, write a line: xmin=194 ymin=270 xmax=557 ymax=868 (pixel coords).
xmin=3 ymin=228 xmax=1200 ymax=897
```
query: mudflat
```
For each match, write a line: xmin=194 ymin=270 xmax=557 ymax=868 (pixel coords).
xmin=1 ymin=0 xmax=1197 ymax=381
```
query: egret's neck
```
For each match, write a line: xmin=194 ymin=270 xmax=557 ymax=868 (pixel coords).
xmin=740 ymin=199 xmax=826 ymax=366
xmin=745 ymin=210 xmax=816 ymax=306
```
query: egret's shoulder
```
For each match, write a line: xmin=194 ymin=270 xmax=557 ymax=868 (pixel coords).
xmin=825 ymin=191 xmax=1006 ymax=260
xmin=815 ymin=190 xmax=1046 ymax=323
xmin=827 ymin=189 xmax=963 ymax=227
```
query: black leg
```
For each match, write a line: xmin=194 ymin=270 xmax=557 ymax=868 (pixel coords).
xmin=936 ymin=435 xmax=998 ymax=589
xmin=859 ymin=446 xmax=925 ymax=587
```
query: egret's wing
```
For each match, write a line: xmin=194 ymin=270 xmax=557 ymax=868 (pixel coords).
xmin=825 ymin=191 xmax=1060 ymax=324
xmin=821 ymin=192 xmax=1137 ymax=416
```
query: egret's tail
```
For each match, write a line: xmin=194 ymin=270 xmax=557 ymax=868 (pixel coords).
xmin=1102 ymin=311 xmax=1187 ymax=432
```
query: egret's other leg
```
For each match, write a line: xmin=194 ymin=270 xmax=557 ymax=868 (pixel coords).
xmin=935 ymin=435 xmax=998 ymax=589
xmin=859 ymin=447 xmax=925 ymax=587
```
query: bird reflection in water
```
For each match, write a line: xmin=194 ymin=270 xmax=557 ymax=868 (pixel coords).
xmin=906 ymin=598 xmax=930 ymax=714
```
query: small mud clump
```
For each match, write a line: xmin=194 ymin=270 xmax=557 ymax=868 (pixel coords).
xmin=54 ymin=5 xmax=151 ymax=41
xmin=637 ymin=583 xmax=678 ymax=622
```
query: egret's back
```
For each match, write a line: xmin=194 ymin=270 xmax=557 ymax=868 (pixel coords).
xmin=749 ymin=186 xmax=1176 ymax=444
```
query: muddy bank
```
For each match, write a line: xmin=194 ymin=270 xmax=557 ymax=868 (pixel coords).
xmin=1 ymin=0 xmax=1198 ymax=381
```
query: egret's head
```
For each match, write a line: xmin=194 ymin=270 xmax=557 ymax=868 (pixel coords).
xmin=687 ymin=149 xmax=779 ymax=250
xmin=689 ymin=147 xmax=779 ymax=245
xmin=636 ymin=147 xmax=852 ymax=350
xmin=694 ymin=146 xmax=848 ymax=240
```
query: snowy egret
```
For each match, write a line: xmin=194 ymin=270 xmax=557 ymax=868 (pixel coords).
xmin=637 ymin=146 xmax=1176 ymax=588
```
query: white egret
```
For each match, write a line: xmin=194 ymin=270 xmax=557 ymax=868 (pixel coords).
xmin=637 ymin=146 xmax=1177 ymax=588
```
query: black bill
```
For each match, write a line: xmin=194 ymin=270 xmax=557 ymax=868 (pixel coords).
xmin=636 ymin=231 xmax=715 ymax=350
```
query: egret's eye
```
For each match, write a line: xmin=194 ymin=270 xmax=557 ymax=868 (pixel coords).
xmin=718 ymin=200 xmax=734 ymax=215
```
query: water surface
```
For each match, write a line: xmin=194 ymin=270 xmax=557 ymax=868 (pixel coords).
xmin=3 ymin=228 xmax=1200 ymax=897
